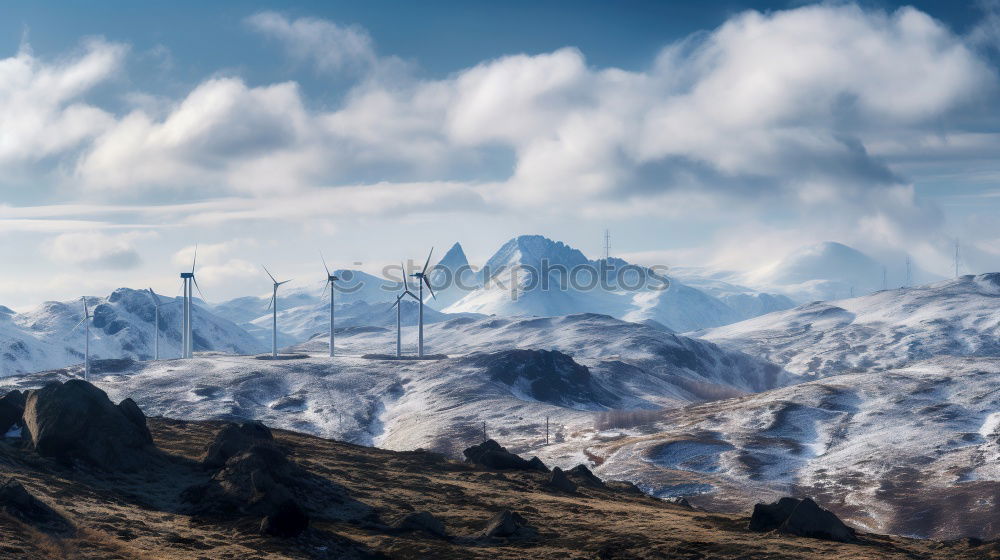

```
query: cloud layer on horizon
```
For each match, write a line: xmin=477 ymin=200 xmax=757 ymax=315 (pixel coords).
xmin=1 ymin=3 xmax=999 ymax=277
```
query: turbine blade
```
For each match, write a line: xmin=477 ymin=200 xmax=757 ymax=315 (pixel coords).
xmin=277 ymin=279 xmax=292 ymax=287
xmin=321 ymin=252 xmax=331 ymax=277
xmin=148 ymin=287 xmax=161 ymax=305
xmin=262 ymin=265 xmax=277 ymax=284
xmin=422 ymin=247 xmax=434 ymax=274
xmin=266 ymin=294 xmax=274 ymax=311
xmin=320 ymin=280 xmax=331 ymax=299
xmin=401 ymin=261 xmax=410 ymax=290
xmin=82 ymin=297 xmax=89 ymax=317
xmin=192 ymin=277 xmax=207 ymax=302
xmin=191 ymin=244 xmax=198 ymax=274
xmin=423 ymin=276 xmax=436 ymax=299
xmin=390 ymin=296 xmax=400 ymax=311
xmin=70 ymin=316 xmax=87 ymax=332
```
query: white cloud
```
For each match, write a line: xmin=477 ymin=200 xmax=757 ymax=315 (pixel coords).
xmin=245 ymin=11 xmax=378 ymax=75
xmin=45 ymin=230 xmax=155 ymax=269
xmin=0 ymin=38 xmax=126 ymax=165
xmin=1 ymin=4 xmax=997 ymax=279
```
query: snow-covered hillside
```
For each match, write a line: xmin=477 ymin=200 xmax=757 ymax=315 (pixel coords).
xmin=587 ymin=356 xmax=1000 ymax=540
xmin=0 ymin=288 xmax=263 ymax=376
xmin=0 ymin=311 xmax=786 ymax=456
xmin=298 ymin=313 xmax=789 ymax=400
xmin=444 ymin=235 xmax=794 ymax=332
xmin=697 ymin=273 xmax=1000 ymax=379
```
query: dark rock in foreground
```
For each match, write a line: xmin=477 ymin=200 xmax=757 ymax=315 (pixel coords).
xmin=544 ymin=467 xmax=577 ymax=493
xmin=21 ymin=380 xmax=155 ymax=471
xmin=201 ymin=421 xmax=274 ymax=468
xmin=480 ymin=510 xmax=538 ymax=539
xmin=749 ymin=497 xmax=856 ymax=542
xmin=0 ymin=390 xmax=26 ymax=434
xmin=0 ymin=477 xmax=73 ymax=535
xmin=463 ymin=439 xmax=549 ymax=472
xmin=566 ymin=464 xmax=605 ymax=488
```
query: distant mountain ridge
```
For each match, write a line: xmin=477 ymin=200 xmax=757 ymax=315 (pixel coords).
xmin=0 ymin=287 xmax=262 ymax=376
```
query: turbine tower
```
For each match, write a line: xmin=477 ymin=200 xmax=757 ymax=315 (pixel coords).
xmin=321 ymin=254 xmax=339 ymax=358
xmin=179 ymin=245 xmax=205 ymax=359
xmin=409 ymin=248 xmax=436 ymax=357
xmin=263 ymin=266 xmax=292 ymax=358
xmin=71 ymin=297 xmax=94 ymax=381
xmin=391 ymin=262 xmax=418 ymax=357
xmin=147 ymin=288 xmax=179 ymax=360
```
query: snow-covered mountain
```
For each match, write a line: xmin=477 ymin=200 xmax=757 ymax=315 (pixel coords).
xmin=740 ymin=241 xmax=939 ymax=302
xmin=444 ymin=235 xmax=794 ymax=332
xmin=588 ymin=356 xmax=1000 ymax=540
xmin=696 ymin=273 xmax=1000 ymax=379
xmin=0 ymin=288 xmax=263 ymax=376
xmin=427 ymin=242 xmax=478 ymax=309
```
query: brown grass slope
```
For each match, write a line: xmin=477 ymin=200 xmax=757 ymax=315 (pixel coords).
xmin=0 ymin=417 xmax=997 ymax=560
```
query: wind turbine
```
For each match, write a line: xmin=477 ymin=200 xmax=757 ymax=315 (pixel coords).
xmin=179 ymin=245 xmax=206 ymax=359
xmin=147 ymin=288 xmax=179 ymax=360
xmin=408 ymin=248 xmax=436 ymax=357
xmin=263 ymin=266 xmax=292 ymax=358
xmin=390 ymin=262 xmax=418 ymax=357
xmin=320 ymin=254 xmax=339 ymax=358
xmin=71 ymin=297 xmax=93 ymax=381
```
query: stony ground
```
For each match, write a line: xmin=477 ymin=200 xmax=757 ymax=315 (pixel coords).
xmin=1 ymin=417 xmax=997 ymax=559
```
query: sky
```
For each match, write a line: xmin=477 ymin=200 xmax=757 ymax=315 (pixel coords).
xmin=1 ymin=0 xmax=999 ymax=308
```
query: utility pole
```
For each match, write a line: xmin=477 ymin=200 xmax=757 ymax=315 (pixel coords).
xmin=955 ymin=239 xmax=960 ymax=278
xmin=545 ymin=416 xmax=549 ymax=445
xmin=905 ymin=256 xmax=911 ymax=288
xmin=882 ymin=266 xmax=887 ymax=291
xmin=482 ymin=421 xmax=487 ymax=443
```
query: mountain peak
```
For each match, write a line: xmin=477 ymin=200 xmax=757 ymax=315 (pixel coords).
xmin=485 ymin=235 xmax=590 ymax=272
xmin=435 ymin=242 xmax=470 ymax=270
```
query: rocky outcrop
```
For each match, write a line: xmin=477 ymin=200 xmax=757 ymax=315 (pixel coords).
xmin=566 ymin=464 xmax=604 ymax=488
xmin=21 ymin=380 xmax=155 ymax=471
xmin=201 ymin=421 xmax=274 ymax=468
xmin=184 ymin=423 xmax=374 ymax=539
xmin=480 ymin=510 xmax=538 ymax=539
xmin=0 ymin=390 xmax=25 ymax=435
xmin=749 ymin=497 xmax=856 ymax=542
xmin=463 ymin=439 xmax=549 ymax=472
xmin=544 ymin=467 xmax=577 ymax=493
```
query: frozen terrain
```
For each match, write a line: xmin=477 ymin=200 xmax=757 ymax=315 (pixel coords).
xmin=697 ymin=273 xmax=1000 ymax=379
xmin=586 ymin=356 xmax=1000 ymax=540
xmin=0 ymin=288 xmax=262 ymax=376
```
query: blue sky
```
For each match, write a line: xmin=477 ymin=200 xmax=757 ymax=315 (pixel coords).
xmin=1 ymin=1 xmax=999 ymax=307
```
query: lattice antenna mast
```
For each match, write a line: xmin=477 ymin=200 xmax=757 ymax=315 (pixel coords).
xmin=905 ymin=256 xmax=911 ymax=288
xmin=603 ymin=229 xmax=611 ymax=261
xmin=882 ymin=266 xmax=887 ymax=291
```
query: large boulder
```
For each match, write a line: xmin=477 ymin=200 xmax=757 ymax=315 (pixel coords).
xmin=544 ymin=467 xmax=577 ymax=493
xmin=566 ymin=464 xmax=604 ymax=488
xmin=0 ymin=477 xmax=73 ymax=535
xmin=201 ymin=421 xmax=274 ymax=468
xmin=749 ymin=497 xmax=856 ymax=543
xmin=463 ymin=439 xmax=548 ymax=472
xmin=21 ymin=380 xmax=155 ymax=471
xmin=0 ymin=390 xmax=26 ymax=435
